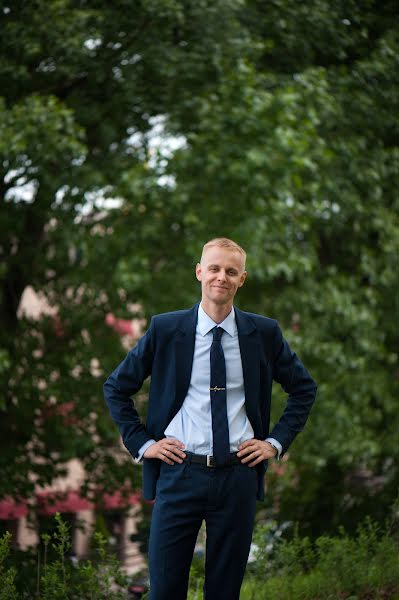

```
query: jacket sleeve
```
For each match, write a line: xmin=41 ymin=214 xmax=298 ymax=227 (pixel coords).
xmin=103 ymin=318 xmax=155 ymax=458
xmin=268 ymin=321 xmax=317 ymax=454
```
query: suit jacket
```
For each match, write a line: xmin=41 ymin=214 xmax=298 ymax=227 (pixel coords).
xmin=103 ymin=303 xmax=317 ymax=501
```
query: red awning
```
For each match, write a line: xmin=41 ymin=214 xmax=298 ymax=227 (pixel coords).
xmin=2 ymin=489 xmax=142 ymax=519
xmin=0 ymin=497 xmax=28 ymax=520
xmin=37 ymin=490 xmax=93 ymax=516
xmin=101 ymin=490 xmax=141 ymax=510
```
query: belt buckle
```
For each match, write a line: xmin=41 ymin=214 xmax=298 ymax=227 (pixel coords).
xmin=206 ymin=455 xmax=216 ymax=468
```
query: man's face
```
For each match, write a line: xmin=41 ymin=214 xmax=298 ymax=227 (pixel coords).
xmin=196 ymin=246 xmax=247 ymax=308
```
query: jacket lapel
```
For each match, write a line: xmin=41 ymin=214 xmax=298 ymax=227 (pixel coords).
xmin=235 ymin=307 xmax=261 ymax=436
xmin=171 ymin=304 xmax=199 ymax=421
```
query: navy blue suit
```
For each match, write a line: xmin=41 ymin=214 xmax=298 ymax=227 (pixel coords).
xmin=104 ymin=303 xmax=317 ymax=599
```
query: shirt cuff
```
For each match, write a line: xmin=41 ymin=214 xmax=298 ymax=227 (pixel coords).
xmin=265 ymin=437 xmax=282 ymax=460
xmin=135 ymin=439 xmax=156 ymax=463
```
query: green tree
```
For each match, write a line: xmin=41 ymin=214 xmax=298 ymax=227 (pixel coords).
xmin=1 ymin=0 xmax=398 ymax=538
xmin=101 ymin=2 xmax=399 ymax=533
xmin=0 ymin=0 xmax=245 ymax=499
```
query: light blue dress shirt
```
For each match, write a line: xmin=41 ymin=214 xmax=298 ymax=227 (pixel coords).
xmin=137 ymin=304 xmax=282 ymax=460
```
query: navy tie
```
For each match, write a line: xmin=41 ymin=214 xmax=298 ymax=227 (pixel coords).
xmin=210 ymin=327 xmax=230 ymax=465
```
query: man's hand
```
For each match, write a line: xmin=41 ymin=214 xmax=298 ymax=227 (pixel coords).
xmin=143 ymin=438 xmax=186 ymax=465
xmin=237 ymin=439 xmax=277 ymax=467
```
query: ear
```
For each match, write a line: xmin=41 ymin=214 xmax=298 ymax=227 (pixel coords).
xmin=238 ymin=270 xmax=247 ymax=288
xmin=195 ymin=262 xmax=202 ymax=282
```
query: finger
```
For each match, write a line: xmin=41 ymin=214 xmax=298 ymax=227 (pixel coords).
xmin=160 ymin=440 xmax=186 ymax=453
xmin=159 ymin=450 xmax=175 ymax=465
xmin=238 ymin=439 xmax=255 ymax=450
xmin=247 ymin=456 xmax=264 ymax=467
xmin=163 ymin=438 xmax=185 ymax=449
xmin=161 ymin=448 xmax=184 ymax=464
xmin=164 ymin=441 xmax=186 ymax=452
xmin=237 ymin=444 xmax=258 ymax=457
xmin=161 ymin=454 xmax=174 ymax=465
xmin=248 ymin=449 xmax=276 ymax=466
xmin=237 ymin=441 xmax=257 ymax=452
xmin=163 ymin=444 xmax=186 ymax=459
xmin=245 ymin=450 xmax=267 ymax=466
xmin=240 ymin=450 xmax=259 ymax=463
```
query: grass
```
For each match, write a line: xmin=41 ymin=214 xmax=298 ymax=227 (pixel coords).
xmin=188 ymin=517 xmax=399 ymax=600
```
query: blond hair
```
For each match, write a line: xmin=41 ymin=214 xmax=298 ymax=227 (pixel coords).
xmin=201 ymin=237 xmax=246 ymax=267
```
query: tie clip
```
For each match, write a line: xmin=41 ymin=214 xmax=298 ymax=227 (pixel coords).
xmin=209 ymin=386 xmax=226 ymax=392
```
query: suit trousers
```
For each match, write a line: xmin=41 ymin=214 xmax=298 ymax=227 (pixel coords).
xmin=148 ymin=458 xmax=258 ymax=600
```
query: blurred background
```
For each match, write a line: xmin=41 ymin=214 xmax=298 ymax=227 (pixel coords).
xmin=1 ymin=0 xmax=398 ymax=596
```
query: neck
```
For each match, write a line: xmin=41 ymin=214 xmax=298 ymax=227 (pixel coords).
xmin=201 ymin=300 xmax=233 ymax=324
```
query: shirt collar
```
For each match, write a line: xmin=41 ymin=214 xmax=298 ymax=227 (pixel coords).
xmin=198 ymin=303 xmax=235 ymax=337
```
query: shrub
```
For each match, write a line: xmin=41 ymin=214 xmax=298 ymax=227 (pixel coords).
xmin=0 ymin=533 xmax=18 ymax=600
xmin=0 ymin=514 xmax=128 ymax=599
xmin=242 ymin=516 xmax=399 ymax=600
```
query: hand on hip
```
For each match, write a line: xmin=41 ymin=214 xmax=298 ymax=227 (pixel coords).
xmin=143 ymin=438 xmax=186 ymax=464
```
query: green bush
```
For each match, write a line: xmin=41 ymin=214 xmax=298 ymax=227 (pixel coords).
xmin=186 ymin=514 xmax=399 ymax=600
xmin=2 ymin=512 xmax=399 ymax=599
xmin=0 ymin=514 xmax=129 ymax=599
xmin=241 ymin=517 xmax=399 ymax=600
xmin=0 ymin=533 xmax=18 ymax=600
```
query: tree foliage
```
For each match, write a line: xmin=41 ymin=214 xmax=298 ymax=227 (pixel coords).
xmin=1 ymin=0 xmax=398 ymax=533
xmin=0 ymin=0 xmax=245 ymax=499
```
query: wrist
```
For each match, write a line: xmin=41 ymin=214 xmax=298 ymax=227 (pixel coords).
xmin=266 ymin=440 xmax=279 ymax=458
xmin=265 ymin=437 xmax=282 ymax=460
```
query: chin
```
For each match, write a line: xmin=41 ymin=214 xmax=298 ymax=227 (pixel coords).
xmin=212 ymin=296 xmax=229 ymax=305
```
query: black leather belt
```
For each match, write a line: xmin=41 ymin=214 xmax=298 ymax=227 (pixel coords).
xmin=186 ymin=452 xmax=241 ymax=468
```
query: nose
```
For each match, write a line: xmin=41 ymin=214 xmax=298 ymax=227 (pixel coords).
xmin=217 ymin=270 xmax=227 ymax=282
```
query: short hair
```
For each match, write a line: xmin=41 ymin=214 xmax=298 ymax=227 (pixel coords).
xmin=201 ymin=237 xmax=246 ymax=267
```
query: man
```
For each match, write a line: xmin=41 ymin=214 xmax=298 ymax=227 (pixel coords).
xmin=104 ymin=238 xmax=317 ymax=600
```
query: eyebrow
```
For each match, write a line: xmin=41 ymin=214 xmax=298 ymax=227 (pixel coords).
xmin=207 ymin=264 xmax=239 ymax=273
